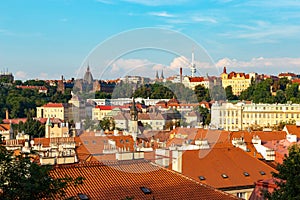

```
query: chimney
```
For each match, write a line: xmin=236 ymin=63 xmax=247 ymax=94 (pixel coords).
xmin=180 ymin=67 xmax=183 ymax=83
xmin=6 ymin=109 xmax=9 ymax=120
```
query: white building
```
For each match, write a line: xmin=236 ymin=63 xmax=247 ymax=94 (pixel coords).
xmin=211 ymin=102 xmax=300 ymax=131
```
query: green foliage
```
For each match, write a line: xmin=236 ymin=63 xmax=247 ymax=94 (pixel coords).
xmin=264 ymin=144 xmax=300 ymax=199
xmin=225 ymin=86 xmax=238 ymax=100
xmin=0 ymin=145 xmax=84 ymax=200
xmin=194 ymin=85 xmax=211 ymax=102
xmin=98 ymin=117 xmax=115 ymax=131
xmin=198 ymin=106 xmax=211 ymax=125
xmin=0 ymin=80 xmax=72 ymax=119
xmin=133 ymin=83 xmax=174 ymax=99
xmin=210 ymin=85 xmax=226 ymax=101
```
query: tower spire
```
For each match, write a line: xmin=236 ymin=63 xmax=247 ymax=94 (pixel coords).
xmin=160 ymin=70 xmax=164 ymax=79
xmin=191 ymin=50 xmax=196 ymax=77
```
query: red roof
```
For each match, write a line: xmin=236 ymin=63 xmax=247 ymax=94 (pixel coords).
xmin=278 ymin=72 xmax=296 ymax=77
xmin=50 ymin=160 xmax=238 ymax=199
xmin=189 ymin=77 xmax=204 ymax=82
xmin=2 ymin=118 xmax=27 ymax=124
xmin=249 ymin=178 xmax=279 ymax=200
xmin=43 ymin=103 xmax=66 ymax=108
xmin=176 ymin=147 xmax=276 ymax=189
xmin=16 ymin=85 xmax=48 ymax=91
xmin=95 ymin=105 xmax=128 ymax=110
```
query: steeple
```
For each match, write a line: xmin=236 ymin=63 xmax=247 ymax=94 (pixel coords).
xmin=160 ymin=70 xmax=164 ymax=79
xmin=130 ymin=98 xmax=138 ymax=121
xmin=83 ymin=63 xmax=93 ymax=84
xmin=223 ymin=66 xmax=227 ymax=74
xmin=155 ymin=71 xmax=159 ymax=79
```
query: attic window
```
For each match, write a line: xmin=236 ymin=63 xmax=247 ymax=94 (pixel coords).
xmin=78 ymin=193 xmax=89 ymax=200
xmin=221 ymin=174 xmax=228 ymax=179
xmin=84 ymin=141 xmax=88 ymax=145
xmin=243 ymin=172 xmax=250 ymax=177
xmin=199 ymin=176 xmax=206 ymax=181
xmin=260 ymin=171 xmax=266 ymax=175
xmin=140 ymin=187 xmax=152 ymax=194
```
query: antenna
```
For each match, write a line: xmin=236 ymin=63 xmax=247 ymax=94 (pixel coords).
xmin=191 ymin=50 xmax=196 ymax=77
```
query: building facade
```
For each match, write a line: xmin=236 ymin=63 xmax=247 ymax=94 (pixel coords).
xmin=211 ymin=102 xmax=300 ymax=131
xmin=221 ymin=67 xmax=257 ymax=95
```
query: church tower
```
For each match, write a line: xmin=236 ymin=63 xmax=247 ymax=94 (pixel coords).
xmin=45 ymin=117 xmax=52 ymax=138
xmin=130 ymin=98 xmax=138 ymax=134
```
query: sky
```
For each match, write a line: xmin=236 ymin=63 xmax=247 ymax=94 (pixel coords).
xmin=1 ymin=0 xmax=300 ymax=80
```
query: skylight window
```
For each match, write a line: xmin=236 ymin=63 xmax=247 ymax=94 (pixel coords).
xmin=78 ymin=193 xmax=89 ymax=200
xmin=260 ymin=171 xmax=266 ymax=175
xmin=140 ymin=187 xmax=152 ymax=194
xmin=243 ymin=172 xmax=250 ymax=177
xmin=199 ymin=176 xmax=206 ymax=181
xmin=221 ymin=174 xmax=228 ymax=179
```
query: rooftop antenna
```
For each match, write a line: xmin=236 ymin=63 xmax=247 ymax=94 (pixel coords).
xmin=191 ymin=49 xmax=196 ymax=77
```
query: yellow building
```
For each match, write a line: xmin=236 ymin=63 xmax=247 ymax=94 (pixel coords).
xmin=36 ymin=102 xmax=69 ymax=120
xmin=221 ymin=67 xmax=257 ymax=95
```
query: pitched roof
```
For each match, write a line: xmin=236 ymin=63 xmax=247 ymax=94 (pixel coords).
xmin=43 ymin=102 xmax=68 ymax=108
xmin=249 ymin=178 xmax=279 ymax=200
xmin=0 ymin=124 xmax=10 ymax=131
xmin=284 ymin=124 xmax=300 ymax=137
xmin=50 ymin=160 xmax=238 ymax=200
xmin=176 ymin=147 xmax=276 ymax=189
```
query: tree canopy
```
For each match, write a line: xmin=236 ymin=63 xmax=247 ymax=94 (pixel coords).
xmin=0 ymin=142 xmax=84 ymax=200
xmin=264 ymin=144 xmax=300 ymax=199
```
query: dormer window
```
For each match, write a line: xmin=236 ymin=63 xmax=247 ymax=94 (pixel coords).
xmin=221 ymin=174 xmax=228 ymax=179
xmin=243 ymin=172 xmax=250 ymax=177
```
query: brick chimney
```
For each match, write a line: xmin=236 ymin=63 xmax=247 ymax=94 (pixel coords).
xmin=5 ymin=109 xmax=9 ymax=120
xmin=180 ymin=67 xmax=183 ymax=83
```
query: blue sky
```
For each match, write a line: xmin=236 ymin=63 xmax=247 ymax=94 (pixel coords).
xmin=1 ymin=0 xmax=300 ymax=80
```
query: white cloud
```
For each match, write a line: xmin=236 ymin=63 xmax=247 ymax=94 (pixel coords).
xmin=122 ymin=0 xmax=188 ymax=6
xmin=215 ymin=57 xmax=300 ymax=74
xmin=39 ymin=72 xmax=49 ymax=79
xmin=111 ymin=58 xmax=151 ymax=73
xmin=191 ymin=16 xmax=218 ymax=24
xmin=148 ymin=11 xmax=174 ymax=18
xmin=15 ymin=71 xmax=27 ymax=79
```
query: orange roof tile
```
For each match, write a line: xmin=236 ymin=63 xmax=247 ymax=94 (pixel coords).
xmin=50 ymin=160 xmax=238 ymax=200
xmin=176 ymin=147 xmax=276 ymax=189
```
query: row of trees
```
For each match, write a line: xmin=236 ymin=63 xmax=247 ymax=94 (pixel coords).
xmin=0 ymin=80 xmax=72 ymax=121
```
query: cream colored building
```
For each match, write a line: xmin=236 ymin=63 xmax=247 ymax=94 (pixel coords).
xmin=221 ymin=67 xmax=257 ymax=95
xmin=182 ymin=76 xmax=210 ymax=90
xmin=211 ymin=102 xmax=300 ymax=131
xmin=36 ymin=102 xmax=69 ymax=120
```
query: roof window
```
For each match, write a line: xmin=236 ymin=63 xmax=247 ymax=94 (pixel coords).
xmin=140 ymin=187 xmax=152 ymax=194
xmin=221 ymin=174 xmax=228 ymax=179
xmin=260 ymin=171 xmax=266 ymax=175
xmin=78 ymin=193 xmax=89 ymax=200
xmin=199 ymin=176 xmax=206 ymax=181
xmin=243 ymin=172 xmax=250 ymax=177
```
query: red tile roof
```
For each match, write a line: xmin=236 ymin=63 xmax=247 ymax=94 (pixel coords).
xmin=175 ymin=147 xmax=276 ymax=189
xmin=189 ymin=77 xmax=205 ymax=82
xmin=43 ymin=102 xmax=67 ymax=108
xmin=249 ymin=178 xmax=279 ymax=200
xmin=0 ymin=124 xmax=10 ymax=131
xmin=50 ymin=160 xmax=238 ymax=200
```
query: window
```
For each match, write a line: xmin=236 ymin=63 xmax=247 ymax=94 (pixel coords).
xmin=237 ymin=192 xmax=246 ymax=199
xmin=199 ymin=176 xmax=206 ymax=181
xmin=140 ymin=187 xmax=152 ymax=194
xmin=243 ymin=172 xmax=250 ymax=177
xmin=260 ymin=171 xmax=266 ymax=175
xmin=221 ymin=174 xmax=228 ymax=178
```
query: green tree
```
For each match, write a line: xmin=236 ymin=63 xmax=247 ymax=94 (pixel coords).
xmin=194 ymin=85 xmax=211 ymax=102
xmin=0 ymin=143 xmax=84 ymax=200
xmin=225 ymin=86 xmax=238 ymax=101
xmin=264 ymin=144 xmax=300 ymax=199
